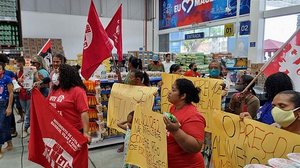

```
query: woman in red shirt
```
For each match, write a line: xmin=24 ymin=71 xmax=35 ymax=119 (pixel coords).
xmin=48 ymin=64 xmax=90 ymax=142
xmin=184 ymin=63 xmax=201 ymax=77
xmin=164 ymin=78 xmax=206 ymax=168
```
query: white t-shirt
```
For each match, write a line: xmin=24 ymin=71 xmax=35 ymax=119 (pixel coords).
xmin=162 ymin=61 xmax=175 ymax=73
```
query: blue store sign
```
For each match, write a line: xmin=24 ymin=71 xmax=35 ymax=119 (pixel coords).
xmin=240 ymin=21 xmax=251 ymax=35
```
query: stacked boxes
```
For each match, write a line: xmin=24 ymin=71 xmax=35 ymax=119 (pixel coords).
xmin=22 ymin=38 xmax=64 ymax=57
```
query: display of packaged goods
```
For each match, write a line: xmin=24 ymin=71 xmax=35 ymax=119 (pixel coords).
xmin=0 ymin=23 xmax=19 ymax=46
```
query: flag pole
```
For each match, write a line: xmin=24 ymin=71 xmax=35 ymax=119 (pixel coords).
xmin=242 ymin=27 xmax=300 ymax=93
xmin=37 ymin=39 xmax=51 ymax=55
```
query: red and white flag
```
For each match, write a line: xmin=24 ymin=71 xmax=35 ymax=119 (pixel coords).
xmin=38 ymin=39 xmax=52 ymax=72
xmin=106 ymin=4 xmax=123 ymax=62
xmin=28 ymin=89 xmax=88 ymax=168
xmin=262 ymin=28 xmax=300 ymax=91
xmin=81 ymin=0 xmax=113 ymax=80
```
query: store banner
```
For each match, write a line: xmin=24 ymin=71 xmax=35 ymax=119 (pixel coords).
xmin=126 ymin=104 xmax=168 ymax=168
xmin=159 ymin=0 xmax=251 ymax=30
xmin=107 ymin=83 xmax=158 ymax=133
xmin=212 ymin=110 xmax=300 ymax=167
xmin=81 ymin=0 xmax=113 ymax=80
xmin=105 ymin=4 xmax=123 ymax=62
xmin=28 ymin=89 xmax=88 ymax=168
xmin=161 ymin=73 xmax=223 ymax=132
xmin=262 ymin=27 xmax=300 ymax=91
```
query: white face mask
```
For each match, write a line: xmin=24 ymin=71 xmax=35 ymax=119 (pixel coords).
xmin=52 ymin=73 xmax=60 ymax=86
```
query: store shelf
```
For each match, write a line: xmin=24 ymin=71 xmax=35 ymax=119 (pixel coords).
xmin=88 ymin=136 xmax=124 ymax=149
xmin=101 ymin=101 xmax=108 ymax=106
xmin=101 ymin=90 xmax=111 ymax=94
xmin=0 ymin=16 xmax=17 ymax=22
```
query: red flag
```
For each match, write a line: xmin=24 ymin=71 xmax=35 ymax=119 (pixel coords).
xmin=28 ymin=89 xmax=88 ymax=168
xmin=262 ymin=28 xmax=300 ymax=91
xmin=106 ymin=4 xmax=123 ymax=62
xmin=81 ymin=0 xmax=113 ymax=80
xmin=38 ymin=39 xmax=52 ymax=72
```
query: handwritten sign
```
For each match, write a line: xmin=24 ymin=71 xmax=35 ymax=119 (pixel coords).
xmin=212 ymin=110 xmax=300 ymax=167
xmin=107 ymin=83 xmax=158 ymax=133
xmin=126 ymin=104 xmax=168 ymax=168
xmin=161 ymin=73 xmax=223 ymax=132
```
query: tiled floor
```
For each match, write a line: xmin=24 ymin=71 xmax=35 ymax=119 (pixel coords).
xmin=0 ymin=114 xmax=124 ymax=168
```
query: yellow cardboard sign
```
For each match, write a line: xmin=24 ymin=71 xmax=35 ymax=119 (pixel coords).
xmin=224 ymin=23 xmax=234 ymax=37
xmin=126 ymin=104 xmax=168 ymax=168
xmin=161 ymin=73 xmax=223 ymax=132
xmin=212 ymin=110 xmax=300 ymax=167
xmin=107 ymin=83 xmax=158 ymax=133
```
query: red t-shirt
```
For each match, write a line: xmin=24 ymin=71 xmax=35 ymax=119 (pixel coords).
xmin=48 ymin=86 xmax=89 ymax=130
xmin=167 ymin=104 xmax=206 ymax=168
xmin=17 ymin=70 xmax=31 ymax=100
xmin=184 ymin=70 xmax=201 ymax=77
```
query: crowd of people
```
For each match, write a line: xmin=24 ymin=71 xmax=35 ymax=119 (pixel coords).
xmin=0 ymin=53 xmax=299 ymax=168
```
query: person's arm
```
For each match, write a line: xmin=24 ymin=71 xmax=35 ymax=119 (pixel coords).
xmin=117 ymin=121 xmax=128 ymax=131
xmin=163 ymin=116 xmax=203 ymax=153
xmin=81 ymin=112 xmax=90 ymax=142
xmin=247 ymin=97 xmax=260 ymax=119
xmin=5 ymin=83 xmax=13 ymax=116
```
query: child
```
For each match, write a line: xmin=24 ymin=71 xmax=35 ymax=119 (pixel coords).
xmin=128 ymin=70 xmax=150 ymax=86
xmin=117 ymin=111 xmax=138 ymax=168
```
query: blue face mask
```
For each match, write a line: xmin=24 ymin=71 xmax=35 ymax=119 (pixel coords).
xmin=209 ymin=69 xmax=220 ymax=77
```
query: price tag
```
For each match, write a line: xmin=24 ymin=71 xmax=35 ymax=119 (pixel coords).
xmin=224 ymin=23 xmax=234 ymax=37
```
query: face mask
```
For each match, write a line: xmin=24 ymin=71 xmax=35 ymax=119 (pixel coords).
xmin=271 ymin=107 xmax=299 ymax=128
xmin=235 ymin=84 xmax=245 ymax=92
xmin=153 ymin=61 xmax=158 ymax=64
xmin=52 ymin=73 xmax=60 ymax=86
xmin=209 ymin=69 xmax=220 ymax=77
xmin=193 ymin=68 xmax=198 ymax=72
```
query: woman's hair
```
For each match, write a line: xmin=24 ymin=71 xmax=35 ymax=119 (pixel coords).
xmin=129 ymin=56 xmax=143 ymax=70
xmin=128 ymin=111 xmax=134 ymax=118
xmin=0 ymin=54 xmax=9 ymax=64
xmin=175 ymin=78 xmax=200 ymax=104
xmin=132 ymin=69 xmax=150 ymax=86
xmin=16 ymin=57 xmax=25 ymax=65
xmin=169 ymin=64 xmax=181 ymax=74
xmin=0 ymin=62 xmax=6 ymax=70
xmin=241 ymin=75 xmax=256 ymax=95
xmin=53 ymin=53 xmax=67 ymax=64
xmin=265 ymin=72 xmax=293 ymax=101
xmin=188 ymin=63 xmax=195 ymax=70
xmin=52 ymin=64 xmax=86 ymax=91
xmin=278 ymin=90 xmax=300 ymax=108
xmin=208 ymin=60 xmax=221 ymax=70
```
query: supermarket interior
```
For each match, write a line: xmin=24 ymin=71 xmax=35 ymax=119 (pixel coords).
xmin=1 ymin=0 xmax=300 ymax=168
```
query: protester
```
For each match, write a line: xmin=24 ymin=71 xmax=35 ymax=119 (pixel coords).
xmin=184 ymin=63 xmax=200 ymax=77
xmin=123 ymin=56 xmax=143 ymax=84
xmin=50 ymin=53 xmax=66 ymax=82
xmin=169 ymin=64 xmax=183 ymax=75
xmin=0 ymin=62 xmax=14 ymax=159
xmin=15 ymin=57 xmax=32 ymax=138
xmin=229 ymin=75 xmax=260 ymax=118
xmin=240 ymin=72 xmax=294 ymax=125
xmin=164 ymin=78 xmax=205 ymax=168
xmin=31 ymin=55 xmax=50 ymax=97
xmin=0 ymin=54 xmax=18 ymax=137
xmin=162 ymin=53 xmax=174 ymax=73
xmin=117 ymin=111 xmax=138 ymax=168
xmin=271 ymin=90 xmax=300 ymax=135
xmin=129 ymin=69 xmax=150 ymax=86
xmin=147 ymin=55 xmax=164 ymax=72
xmin=48 ymin=64 xmax=90 ymax=142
